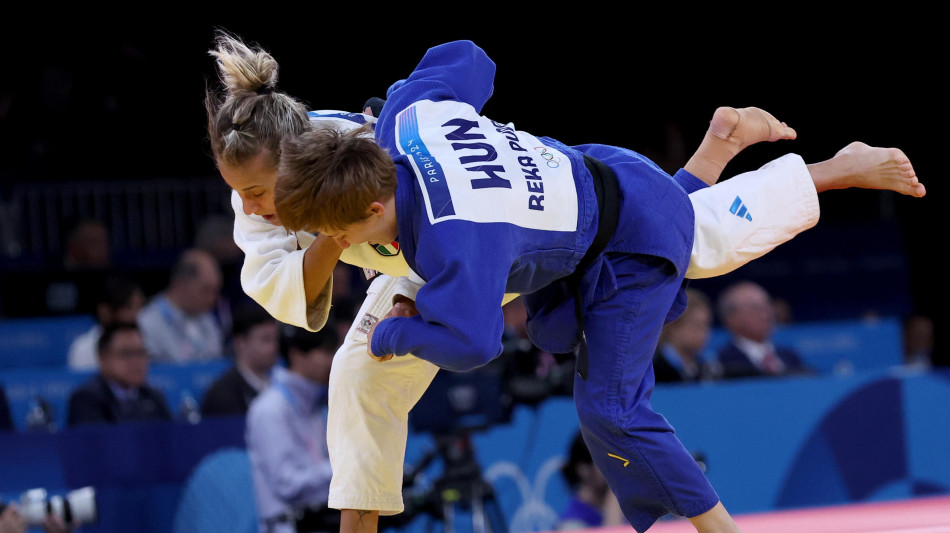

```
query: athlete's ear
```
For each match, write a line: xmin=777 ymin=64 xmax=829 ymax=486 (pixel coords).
xmin=367 ymin=201 xmax=386 ymax=217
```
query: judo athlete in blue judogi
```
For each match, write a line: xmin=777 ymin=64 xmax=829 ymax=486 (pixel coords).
xmin=273 ymin=40 xmax=926 ymax=533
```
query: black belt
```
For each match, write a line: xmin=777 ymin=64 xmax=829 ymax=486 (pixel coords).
xmin=571 ymin=154 xmax=621 ymax=380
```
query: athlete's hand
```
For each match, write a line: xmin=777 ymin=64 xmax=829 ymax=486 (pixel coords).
xmin=366 ymin=319 xmax=392 ymax=362
xmin=362 ymin=97 xmax=386 ymax=118
xmin=0 ymin=503 xmax=26 ymax=533
xmin=43 ymin=513 xmax=76 ymax=533
xmin=367 ymin=295 xmax=419 ymax=362
xmin=388 ymin=294 xmax=418 ymax=319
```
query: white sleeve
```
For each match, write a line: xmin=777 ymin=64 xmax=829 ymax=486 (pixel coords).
xmin=231 ymin=190 xmax=332 ymax=331
xmin=686 ymin=153 xmax=821 ymax=279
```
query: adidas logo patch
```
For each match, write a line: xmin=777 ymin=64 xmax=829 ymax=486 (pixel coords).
xmin=729 ymin=196 xmax=752 ymax=221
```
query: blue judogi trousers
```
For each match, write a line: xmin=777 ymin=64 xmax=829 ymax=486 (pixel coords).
xmin=572 ymin=253 xmax=720 ymax=532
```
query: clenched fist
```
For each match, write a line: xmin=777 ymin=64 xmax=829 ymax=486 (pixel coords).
xmin=367 ymin=294 xmax=419 ymax=362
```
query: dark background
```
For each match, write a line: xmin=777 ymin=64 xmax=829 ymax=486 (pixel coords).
xmin=1 ymin=11 xmax=944 ymax=359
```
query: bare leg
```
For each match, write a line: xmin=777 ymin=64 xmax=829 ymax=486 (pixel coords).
xmin=687 ymin=501 xmax=742 ymax=533
xmin=340 ymin=509 xmax=379 ymax=533
xmin=808 ymin=141 xmax=926 ymax=196
xmin=684 ymin=106 xmax=798 ymax=186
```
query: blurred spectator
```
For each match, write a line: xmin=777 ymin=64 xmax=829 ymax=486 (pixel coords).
xmin=194 ymin=215 xmax=243 ymax=269
xmin=67 ymin=276 xmax=145 ymax=371
xmin=37 ymin=217 xmax=113 ymax=316
xmin=194 ymin=214 xmax=248 ymax=329
xmin=66 ymin=322 xmax=171 ymax=426
xmin=62 ymin=218 xmax=111 ymax=271
xmin=557 ymin=431 xmax=625 ymax=530
xmin=0 ymin=385 xmax=13 ymax=431
xmin=246 ymin=324 xmax=339 ymax=533
xmin=714 ymin=281 xmax=812 ymax=379
xmin=137 ymin=248 xmax=225 ymax=363
xmin=329 ymin=292 xmax=361 ymax=349
xmin=771 ymin=296 xmax=795 ymax=325
xmin=903 ymin=313 xmax=935 ymax=370
xmin=653 ymin=288 xmax=721 ymax=383
xmin=201 ymin=302 xmax=281 ymax=418
xmin=331 ymin=263 xmax=355 ymax=303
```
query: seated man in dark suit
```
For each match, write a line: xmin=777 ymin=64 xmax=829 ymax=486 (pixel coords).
xmin=66 ymin=322 xmax=171 ymax=426
xmin=201 ymin=301 xmax=280 ymax=418
xmin=714 ymin=280 xmax=812 ymax=379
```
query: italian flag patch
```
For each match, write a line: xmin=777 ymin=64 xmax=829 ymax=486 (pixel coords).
xmin=373 ymin=241 xmax=400 ymax=257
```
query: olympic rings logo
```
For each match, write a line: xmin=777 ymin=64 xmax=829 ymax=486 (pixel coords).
xmin=534 ymin=146 xmax=560 ymax=168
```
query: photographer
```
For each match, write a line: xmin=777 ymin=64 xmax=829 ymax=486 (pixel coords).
xmin=0 ymin=500 xmax=74 ymax=533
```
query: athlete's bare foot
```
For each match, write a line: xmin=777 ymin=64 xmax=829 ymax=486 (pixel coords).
xmin=807 ymin=141 xmax=926 ymax=196
xmin=685 ymin=106 xmax=797 ymax=186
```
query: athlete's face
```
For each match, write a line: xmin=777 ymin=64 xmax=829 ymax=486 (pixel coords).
xmin=321 ymin=199 xmax=398 ymax=250
xmin=219 ymin=150 xmax=282 ymax=226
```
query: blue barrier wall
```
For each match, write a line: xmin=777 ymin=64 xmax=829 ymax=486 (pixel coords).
xmin=0 ymin=417 xmax=247 ymax=533
xmin=1 ymin=315 xmax=904 ymax=375
xmin=0 ymin=359 xmax=232 ymax=431
xmin=2 ymin=362 xmax=947 ymax=533
xmin=0 ymin=315 xmax=96 ymax=369
xmin=455 ymin=368 xmax=950 ymax=533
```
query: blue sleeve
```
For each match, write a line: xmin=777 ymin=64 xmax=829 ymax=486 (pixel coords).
xmin=385 ymin=79 xmax=405 ymax=97
xmin=378 ymin=40 xmax=496 ymax=142
xmin=370 ymin=41 xmax=509 ymax=371
xmin=673 ymin=168 xmax=708 ymax=194
xmin=371 ymin=223 xmax=511 ymax=372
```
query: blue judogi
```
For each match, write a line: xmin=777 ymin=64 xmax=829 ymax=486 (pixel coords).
xmin=370 ymin=40 xmax=718 ymax=532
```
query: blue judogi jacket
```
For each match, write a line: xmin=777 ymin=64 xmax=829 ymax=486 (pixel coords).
xmin=371 ymin=40 xmax=696 ymax=371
